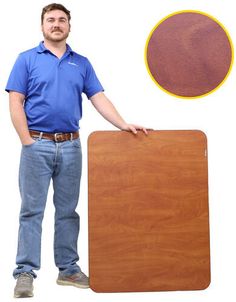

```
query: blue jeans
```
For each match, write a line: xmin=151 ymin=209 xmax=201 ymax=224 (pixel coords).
xmin=13 ymin=138 xmax=82 ymax=278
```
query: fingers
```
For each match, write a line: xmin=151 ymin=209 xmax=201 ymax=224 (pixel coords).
xmin=126 ymin=124 xmax=149 ymax=135
xmin=141 ymin=127 xmax=148 ymax=135
xmin=129 ymin=125 xmax=138 ymax=135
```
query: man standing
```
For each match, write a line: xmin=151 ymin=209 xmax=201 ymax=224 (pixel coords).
xmin=6 ymin=3 xmax=147 ymax=299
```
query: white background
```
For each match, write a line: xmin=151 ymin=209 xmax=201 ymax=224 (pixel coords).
xmin=1 ymin=0 xmax=236 ymax=301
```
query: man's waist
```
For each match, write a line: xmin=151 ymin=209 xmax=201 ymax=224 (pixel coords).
xmin=29 ymin=130 xmax=79 ymax=142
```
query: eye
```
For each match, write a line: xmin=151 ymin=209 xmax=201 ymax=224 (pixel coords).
xmin=47 ymin=18 xmax=55 ymax=23
xmin=59 ymin=18 xmax=67 ymax=23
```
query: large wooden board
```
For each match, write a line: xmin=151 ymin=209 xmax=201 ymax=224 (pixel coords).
xmin=88 ymin=130 xmax=210 ymax=292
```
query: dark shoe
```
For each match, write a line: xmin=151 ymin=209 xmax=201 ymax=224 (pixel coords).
xmin=14 ymin=272 xmax=34 ymax=298
xmin=56 ymin=271 xmax=89 ymax=289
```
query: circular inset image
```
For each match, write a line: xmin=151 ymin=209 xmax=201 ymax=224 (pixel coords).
xmin=145 ymin=11 xmax=233 ymax=98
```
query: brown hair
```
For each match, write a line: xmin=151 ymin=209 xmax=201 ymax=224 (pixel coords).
xmin=41 ymin=3 xmax=71 ymax=24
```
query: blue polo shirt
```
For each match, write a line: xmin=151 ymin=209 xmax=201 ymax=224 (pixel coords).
xmin=5 ymin=42 xmax=104 ymax=132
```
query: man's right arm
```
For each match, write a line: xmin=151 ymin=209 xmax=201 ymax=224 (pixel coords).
xmin=9 ymin=91 xmax=35 ymax=146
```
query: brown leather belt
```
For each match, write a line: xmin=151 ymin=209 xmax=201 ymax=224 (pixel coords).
xmin=29 ymin=130 xmax=79 ymax=142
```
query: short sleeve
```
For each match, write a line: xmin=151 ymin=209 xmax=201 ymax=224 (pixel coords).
xmin=5 ymin=53 xmax=28 ymax=95
xmin=83 ymin=59 xmax=104 ymax=99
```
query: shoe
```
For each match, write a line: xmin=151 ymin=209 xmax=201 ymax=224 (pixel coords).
xmin=56 ymin=271 xmax=89 ymax=289
xmin=14 ymin=272 xmax=34 ymax=298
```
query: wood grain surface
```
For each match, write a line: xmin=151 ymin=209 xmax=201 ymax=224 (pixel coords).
xmin=146 ymin=12 xmax=232 ymax=97
xmin=88 ymin=130 xmax=210 ymax=292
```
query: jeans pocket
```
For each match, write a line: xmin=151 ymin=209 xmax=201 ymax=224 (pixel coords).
xmin=22 ymin=138 xmax=39 ymax=148
xmin=71 ymin=138 xmax=81 ymax=149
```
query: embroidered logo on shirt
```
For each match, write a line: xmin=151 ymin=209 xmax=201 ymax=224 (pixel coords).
xmin=68 ymin=62 xmax=79 ymax=67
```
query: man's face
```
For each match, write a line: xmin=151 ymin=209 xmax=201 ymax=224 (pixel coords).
xmin=41 ymin=9 xmax=70 ymax=43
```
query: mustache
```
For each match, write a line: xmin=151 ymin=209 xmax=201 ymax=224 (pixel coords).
xmin=52 ymin=28 xmax=63 ymax=33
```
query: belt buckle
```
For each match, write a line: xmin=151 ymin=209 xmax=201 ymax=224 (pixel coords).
xmin=54 ymin=133 xmax=64 ymax=142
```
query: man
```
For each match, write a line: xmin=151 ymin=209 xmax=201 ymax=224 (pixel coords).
xmin=6 ymin=3 xmax=147 ymax=299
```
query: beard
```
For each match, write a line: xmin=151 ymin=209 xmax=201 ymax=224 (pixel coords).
xmin=42 ymin=28 xmax=70 ymax=42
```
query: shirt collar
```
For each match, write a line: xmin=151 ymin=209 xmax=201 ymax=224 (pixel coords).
xmin=36 ymin=41 xmax=74 ymax=55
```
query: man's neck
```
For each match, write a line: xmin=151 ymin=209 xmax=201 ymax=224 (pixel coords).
xmin=43 ymin=39 xmax=67 ymax=59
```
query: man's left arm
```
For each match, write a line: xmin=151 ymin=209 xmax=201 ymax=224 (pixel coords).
xmin=90 ymin=92 xmax=148 ymax=135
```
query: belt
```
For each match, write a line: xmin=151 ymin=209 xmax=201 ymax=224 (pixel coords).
xmin=29 ymin=130 xmax=79 ymax=142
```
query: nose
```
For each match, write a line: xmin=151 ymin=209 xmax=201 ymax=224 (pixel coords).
xmin=52 ymin=19 xmax=60 ymax=28
xmin=52 ymin=24 xmax=61 ymax=32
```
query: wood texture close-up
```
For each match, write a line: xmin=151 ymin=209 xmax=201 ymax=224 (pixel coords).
xmin=88 ymin=130 xmax=210 ymax=292
xmin=146 ymin=12 xmax=232 ymax=97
